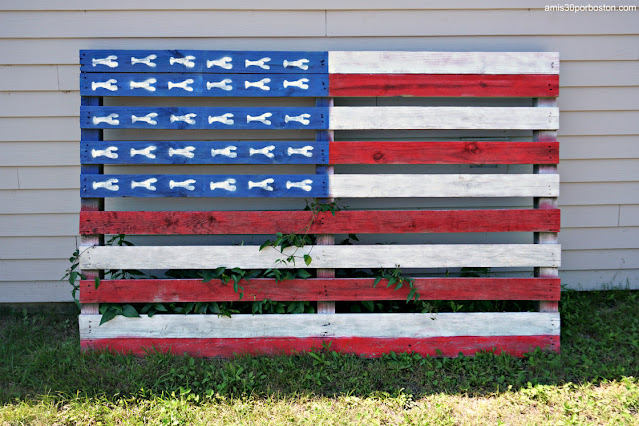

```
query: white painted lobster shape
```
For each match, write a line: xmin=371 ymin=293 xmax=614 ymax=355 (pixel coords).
xmin=130 ymin=145 xmax=157 ymax=159
xmin=211 ymin=146 xmax=237 ymax=158
xmin=210 ymin=178 xmax=237 ymax=192
xmin=91 ymin=146 xmax=118 ymax=159
xmin=92 ymin=178 xmax=119 ymax=191
xmin=131 ymin=54 xmax=157 ymax=67
xmin=169 ymin=55 xmax=196 ymax=68
xmin=131 ymin=178 xmax=157 ymax=191
xmin=92 ymin=55 xmax=118 ymax=68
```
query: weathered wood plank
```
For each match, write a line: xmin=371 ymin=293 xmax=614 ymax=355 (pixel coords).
xmin=81 ymin=335 xmax=560 ymax=358
xmin=328 ymin=52 xmax=560 ymax=74
xmin=80 ymin=50 xmax=328 ymax=73
xmin=79 ymin=312 xmax=560 ymax=339
xmin=329 ymin=107 xmax=559 ymax=130
xmin=81 ymin=73 xmax=328 ymax=97
xmin=329 ymin=141 xmax=558 ymax=164
xmin=329 ymin=174 xmax=559 ymax=198
xmin=79 ymin=277 xmax=561 ymax=303
xmin=79 ymin=244 xmax=561 ymax=270
xmin=81 ymin=141 xmax=328 ymax=165
xmin=81 ymin=106 xmax=328 ymax=130
xmin=79 ymin=209 xmax=560 ymax=235
xmin=329 ymin=74 xmax=559 ymax=97
xmin=81 ymin=174 xmax=329 ymax=198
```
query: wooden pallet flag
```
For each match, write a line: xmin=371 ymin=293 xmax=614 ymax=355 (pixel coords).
xmin=78 ymin=50 xmax=560 ymax=357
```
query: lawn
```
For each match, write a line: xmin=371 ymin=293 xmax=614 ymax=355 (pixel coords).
xmin=1 ymin=289 xmax=638 ymax=424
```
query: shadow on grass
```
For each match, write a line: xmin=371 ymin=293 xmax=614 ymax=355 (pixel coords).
xmin=0 ymin=289 xmax=637 ymax=403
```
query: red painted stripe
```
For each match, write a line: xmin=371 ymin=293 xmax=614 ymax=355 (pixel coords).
xmin=329 ymin=141 xmax=558 ymax=165
xmin=79 ymin=277 xmax=560 ymax=303
xmin=81 ymin=335 xmax=559 ymax=358
xmin=329 ymin=74 xmax=559 ymax=97
xmin=79 ymin=208 xmax=560 ymax=235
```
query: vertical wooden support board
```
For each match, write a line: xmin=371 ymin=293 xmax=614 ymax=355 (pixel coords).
xmin=533 ymin=98 xmax=559 ymax=313
xmin=316 ymin=98 xmax=336 ymax=314
xmin=80 ymin=96 xmax=103 ymax=317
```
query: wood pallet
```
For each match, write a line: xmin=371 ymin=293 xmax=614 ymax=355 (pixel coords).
xmin=78 ymin=50 xmax=560 ymax=357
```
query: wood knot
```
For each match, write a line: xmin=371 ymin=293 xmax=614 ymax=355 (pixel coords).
xmin=465 ymin=142 xmax=480 ymax=154
xmin=373 ymin=152 xmax=384 ymax=162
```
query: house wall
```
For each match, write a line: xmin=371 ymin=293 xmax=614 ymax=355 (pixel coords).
xmin=1 ymin=1 xmax=637 ymax=302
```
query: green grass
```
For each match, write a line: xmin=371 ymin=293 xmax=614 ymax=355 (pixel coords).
xmin=1 ymin=289 xmax=638 ymax=424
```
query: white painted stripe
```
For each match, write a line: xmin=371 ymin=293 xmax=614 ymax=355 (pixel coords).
xmin=79 ymin=312 xmax=560 ymax=339
xmin=330 ymin=174 xmax=559 ymax=198
xmin=328 ymin=51 xmax=560 ymax=74
xmin=79 ymin=244 xmax=560 ymax=270
xmin=329 ymin=107 xmax=559 ymax=130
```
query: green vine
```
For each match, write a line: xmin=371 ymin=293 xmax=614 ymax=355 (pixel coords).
xmin=373 ymin=265 xmax=419 ymax=303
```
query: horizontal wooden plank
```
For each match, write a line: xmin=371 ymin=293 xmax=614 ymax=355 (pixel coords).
xmin=0 ymin=1 xmax=583 ymax=11
xmin=328 ymin=52 xmax=559 ymax=74
xmin=0 ymin=189 xmax=79 ymax=214
xmin=329 ymin=141 xmax=558 ymax=164
xmin=0 ymin=281 xmax=73 ymax=303
xmin=80 ymin=209 xmax=560 ymax=235
xmin=0 ymin=236 xmax=77 ymax=259
xmin=329 ymin=74 xmax=559 ymax=97
xmin=82 ymin=141 xmax=328 ymax=165
xmin=0 ymin=92 xmax=77 ymax=118
xmin=81 ymin=174 xmax=329 ymax=198
xmin=561 ymin=269 xmax=639 ymax=291
xmin=81 ymin=50 xmax=328 ymax=74
xmin=81 ymin=73 xmax=328 ymax=96
xmin=17 ymin=166 xmax=79 ymax=189
xmin=0 ymin=213 xmax=79 ymax=236
xmin=561 ymin=182 xmax=639 ymax=205
xmin=559 ymin=87 xmax=639 ymax=112
xmin=0 ymin=142 xmax=78 ymax=165
xmin=81 ymin=106 xmax=327 ymax=130
xmin=6 ymin=37 xmax=639 ymax=65
xmin=0 ymin=167 xmax=18 ymax=189
xmin=0 ymin=259 xmax=70 ymax=281
xmin=619 ymin=205 xmax=639 ymax=226
xmin=0 ymin=11 xmax=326 ymax=38
xmin=327 ymin=10 xmax=637 ymax=36
xmin=563 ymin=249 xmax=639 ymax=270
xmin=79 ymin=244 xmax=561 ymax=270
xmin=81 ymin=335 xmax=559 ymax=358
xmin=562 ymin=228 xmax=639 ymax=250
xmin=560 ymin=159 xmax=639 ymax=183
xmin=329 ymin=107 xmax=559 ymax=130
xmin=330 ymin=174 xmax=559 ymax=198
xmin=79 ymin=277 xmax=560 ymax=303
xmin=4 ymin=38 xmax=637 ymax=65
xmin=79 ymin=312 xmax=560 ymax=338
xmin=561 ymin=206 xmax=619 ymax=228
xmin=0 ymin=65 xmax=59 ymax=91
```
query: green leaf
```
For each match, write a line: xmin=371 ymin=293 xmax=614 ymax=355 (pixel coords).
xmin=122 ymin=304 xmax=140 ymax=318
xmin=362 ymin=301 xmax=375 ymax=312
xmin=94 ymin=276 xmax=100 ymax=289
xmin=296 ymin=269 xmax=312 ymax=279
xmin=303 ymin=254 xmax=312 ymax=266
xmin=349 ymin=233 xmax=359 ymax=241
xmin=387 ymin=277 xmax=397 ymax=288
xmin=373 ymin=276 xmax=382 ymax=288
xmin=99 ymin=308 xmax=118 ymax=325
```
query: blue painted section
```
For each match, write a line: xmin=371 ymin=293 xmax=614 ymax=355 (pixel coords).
xmin=81 ymin=106 xmax=328 ymax=130
xmin=81 ymin=174 xmax=329 ymax=198
xmin=80 ymin=50 xmax=328 ymax=74
xmin=81 ymin=141 xmax=329 ymax=165
xmin=81 ymin=73 xmax=329 ymax=97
